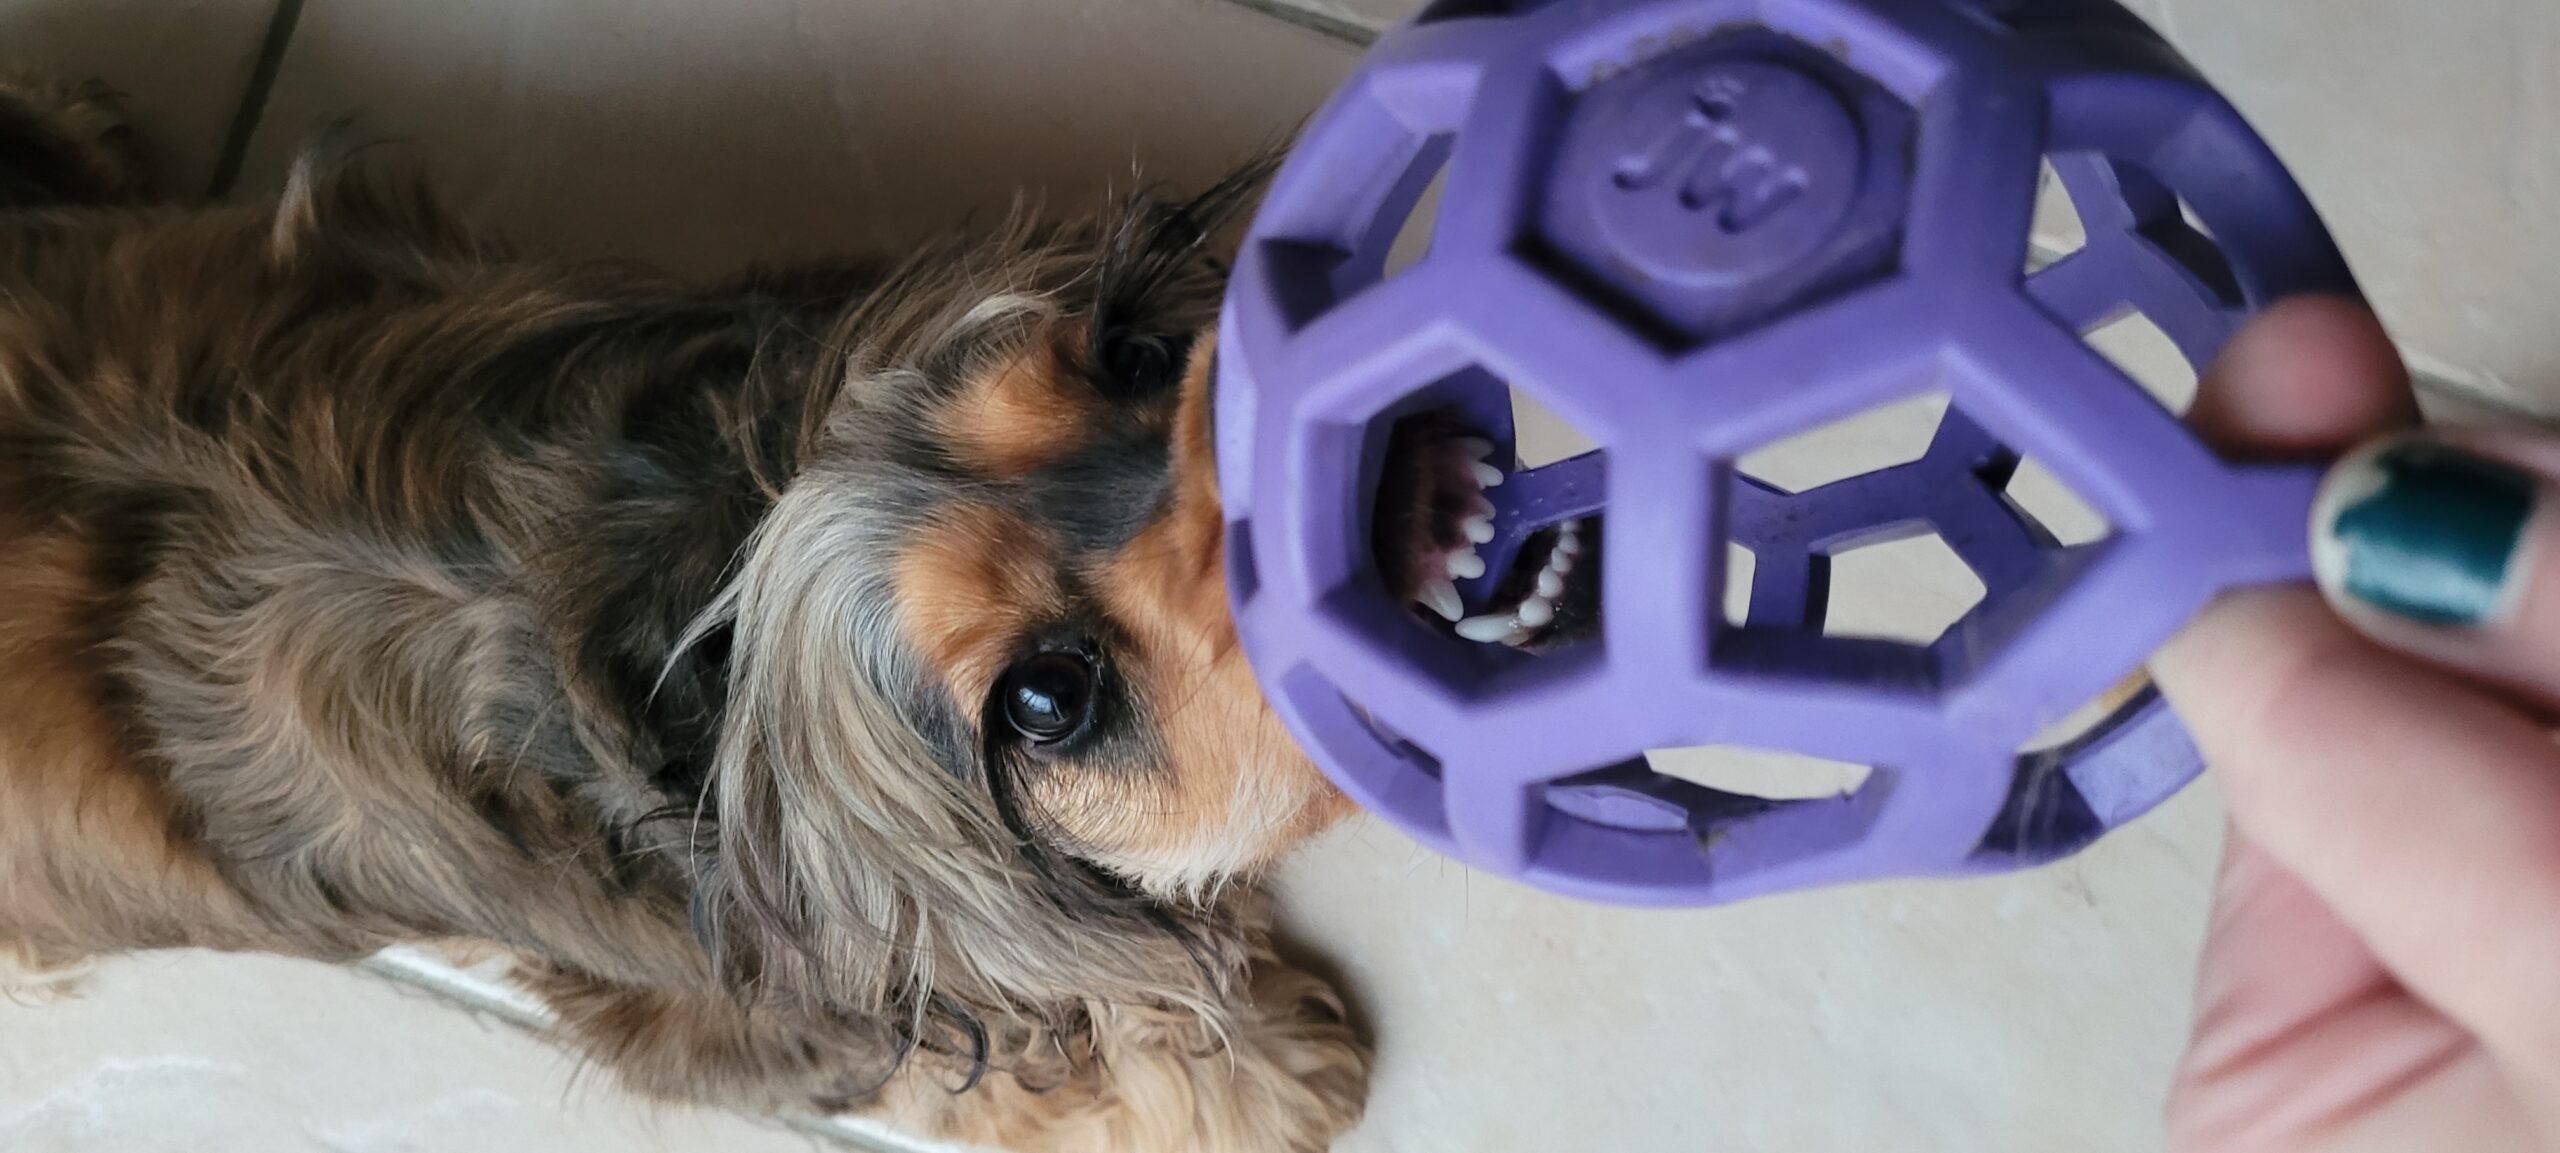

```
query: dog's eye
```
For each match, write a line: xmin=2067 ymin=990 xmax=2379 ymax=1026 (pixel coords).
xmin=999 ymin=651 xmax=1096 ymax=745
xmin=1098 ymin=330 xmax=1192 ymax=397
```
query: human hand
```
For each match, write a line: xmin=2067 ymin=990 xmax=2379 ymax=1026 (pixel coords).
xmin=2154 ymin=297 xmax=2560 ymax=1151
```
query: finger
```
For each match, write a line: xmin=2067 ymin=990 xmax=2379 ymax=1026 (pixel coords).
xmin=2155 ymin=586 xmax=2560 ymax=1090
xmin=2186 ymin=295 xmax=2420 ymax=459
xmin=2158 ymin=298 xmax=2560 ymax=1084
xmin=2311 ymin=431 xmax=2560 ymax=712
xmin=2170 ymin=831 xmax=2490 ymax=1152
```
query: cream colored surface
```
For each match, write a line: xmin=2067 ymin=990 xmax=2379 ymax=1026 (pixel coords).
xmin=0 ymin=1 xmax=2550 ymax=1151
xmin=0 ymin=950 xmax=829 ymax=1153
xmin=238 ymin=0 xmax=1349 ymax=271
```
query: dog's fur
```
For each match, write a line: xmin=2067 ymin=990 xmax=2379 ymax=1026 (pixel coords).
xmin=0 ymin=76 xmax=1368 ymax=1150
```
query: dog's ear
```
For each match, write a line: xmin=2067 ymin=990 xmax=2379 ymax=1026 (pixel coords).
xmin=682 ymin=468 xmax=1235 ymax=1040
xmin=269 ymin=129 xmax=499 ymax=277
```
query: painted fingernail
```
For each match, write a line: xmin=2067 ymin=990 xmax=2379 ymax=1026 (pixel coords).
xmin=2319 ymin=440 xmax=2536 ymax=628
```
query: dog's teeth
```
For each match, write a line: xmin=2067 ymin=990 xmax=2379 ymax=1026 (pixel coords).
xmin=1446 ymin=549 xmax=1486 ymax=580
xmin=1417 ymin=578 xmax=1463 ymax=622
xmin=1517 ymin=596 xmax=1556 ymax=628
xmin=1536 ymin=568 xmax=1565 ymax=598
xmin=1549 ymin=550 xmax=1576 ymax=576
xmin=1455 ymin=614 xmax=1517 ymax=642
xmin=1456 ymin=437 xmax=1494 ymax=462
xmin=1466 ymin=493 xmax=1497 ymax=521
xmin=1461 ymin=514 xmax=1495 ymax=544
xmin=1556 ymin=523 xmax=1584 ymax=556
xmin=1472 ymin=462 xmax=1505 ymax=489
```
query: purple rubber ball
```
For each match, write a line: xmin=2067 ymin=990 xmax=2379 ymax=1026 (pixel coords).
xmin=1216 ymin=0 xmax=2359 ymax=906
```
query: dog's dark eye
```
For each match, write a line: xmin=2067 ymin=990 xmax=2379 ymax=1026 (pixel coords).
xmin=999 ymin=651 xmax=1096 ymax=744
xmin=1098 ymin=330 xmax=1192 ymax=396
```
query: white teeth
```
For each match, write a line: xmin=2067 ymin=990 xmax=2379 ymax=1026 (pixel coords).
xmin=1446 ymin=519 xmax=1586 ymax=648
xmin=1417 ymin=577 xmax=1463 ymax=622
xmin=1472 ymin=462 xmax=1506 ymax=489
xmin=1456 ymin=437 xmax=1494 ymax=462
xmin=1462 ymin=515 xmax=1495 ymax=544
xmin=1446 ymin=549 xmax=1486 ymax=580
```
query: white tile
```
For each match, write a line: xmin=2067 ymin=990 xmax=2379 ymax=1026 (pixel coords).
xmin=1275 ymin=785 xmax=2223 ymax=1153
xmin=0 ymin=0 xmax=278 ymax=194
xmin=0 ymin=951 xmax=830 ymax=1153
xmin=2157 ymin=0 xmax=2560 ymax=413
xmin=241 ymin=0 xmax=1356 ymax=273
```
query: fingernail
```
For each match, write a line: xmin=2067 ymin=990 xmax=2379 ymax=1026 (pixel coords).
xmin=2318 ymin=440 xmax=2536 ymax=628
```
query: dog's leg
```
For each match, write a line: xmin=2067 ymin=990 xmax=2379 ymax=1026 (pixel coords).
xmin=520 ymin=964 xmax=929 ymax=1119
xmin=0 ymin=73 xmax=145 ymax=209
xmin=874 ymin=949 xmax=1372 ymax=1153
xmin=525 ymin=945 xmax=1366 ymax=1153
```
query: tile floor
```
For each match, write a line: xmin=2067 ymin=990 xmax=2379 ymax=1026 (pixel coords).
xmin=2 ymin=1 xmax=2555 ymax=1151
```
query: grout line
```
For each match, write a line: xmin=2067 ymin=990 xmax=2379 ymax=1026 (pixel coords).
xmin=206 ymin=0 xmax=307 ymax=199
xmin=356 ymin=949 xmax=942 ymax=1153
xmin=1210 ymin=0 xmax=1383 ymax=45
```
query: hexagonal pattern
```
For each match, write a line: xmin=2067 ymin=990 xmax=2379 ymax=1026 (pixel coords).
xmin=1222 ymin=0 xmax=2356 ymax=906
xmin=1525 ymin=28 xmax=1915 ymax=349
xmin=1716 ymin=396 xmax=2103 ymax=697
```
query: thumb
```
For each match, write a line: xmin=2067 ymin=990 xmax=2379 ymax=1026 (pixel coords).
xmin=2310 ymin=429 xmax=2560 ymax=712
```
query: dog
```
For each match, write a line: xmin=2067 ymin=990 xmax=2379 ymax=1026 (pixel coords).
xmin=0 ymin=71 xmax=1538 ymax=1151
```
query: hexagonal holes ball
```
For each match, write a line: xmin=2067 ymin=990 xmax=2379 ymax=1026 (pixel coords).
xmin=1216 ymin=0 xmax=2359 ymax=906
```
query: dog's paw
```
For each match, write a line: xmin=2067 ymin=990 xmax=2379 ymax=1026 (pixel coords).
xmin=1226 ymin=960 xmax=1372 ymax=1153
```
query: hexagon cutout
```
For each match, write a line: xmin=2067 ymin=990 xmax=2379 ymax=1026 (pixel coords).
xmin=2020 ymin=669 xmax=2151 ymax=755
xmin=2085 ymin=309 xmax=2199 ymax=414
xmin=1723 ymin=543 xmax=1756 ymax=627
xmin=1255 ymin=114 xmax=1453 ymax=331
xmin=1824 ymin=531 xmax=1987 ymax=647
xmin=1514 ymin=28 xmax=1917 ymax=352
xmin=1544 ymin=746 xmax=1881 ymax=842
xmin=1715 ymin=387 xmax=2118 ymax=696
xmin=1647 ymin=745 xmax=1873 ymax=802
xmin=1969 ymin=674 xmax=2170 ymax=868
xmin=1738 ymin=392 xmax=1948 ymax=494
xmin=1386 ymin=158 xmax=1449 ymax=278
xmin=2003 ymin=456 xmax=2111 ymax=548
xmin=1275 ymin=664 xmax=1452 ymax=841
xmin=1332 ymin=361 xmax=1609 ymax=705
xmin=2028 ymin=158 xmax=2086 ymax=271
xmin=2023 ymin=151 xmax=2238 ymax=416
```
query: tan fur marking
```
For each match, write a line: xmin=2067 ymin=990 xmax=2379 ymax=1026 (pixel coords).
xmin=1080 ymin=338 xmax=1353 ymax=889
xmin=933 ymin=338 xmax=1094 ymax=477
xmin=894 ymin=503 xmax=1071 ymax=708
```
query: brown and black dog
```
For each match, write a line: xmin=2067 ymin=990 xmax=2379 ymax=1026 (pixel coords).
xmin=0 ymin=74 xmax=1453 ymax=1151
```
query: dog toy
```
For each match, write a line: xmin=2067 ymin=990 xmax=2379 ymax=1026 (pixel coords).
xmin=1216 ymin=0 xmax=2357 ymax=905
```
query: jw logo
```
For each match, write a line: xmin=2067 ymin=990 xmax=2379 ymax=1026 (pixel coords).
xmin=1610 ymin=73 xmax=1813 ymax=235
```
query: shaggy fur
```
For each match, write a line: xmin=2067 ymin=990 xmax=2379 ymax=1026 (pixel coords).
xmin=0 ymin=75 xmax=1366 ymax=1150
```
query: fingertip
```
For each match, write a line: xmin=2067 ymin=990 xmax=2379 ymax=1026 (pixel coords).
xmin=2190 ymin=296 xmax=2419 ymax=458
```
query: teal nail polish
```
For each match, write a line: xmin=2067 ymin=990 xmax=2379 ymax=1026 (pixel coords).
xmin=2329 ymin=442 xmax=2536 ymax=627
